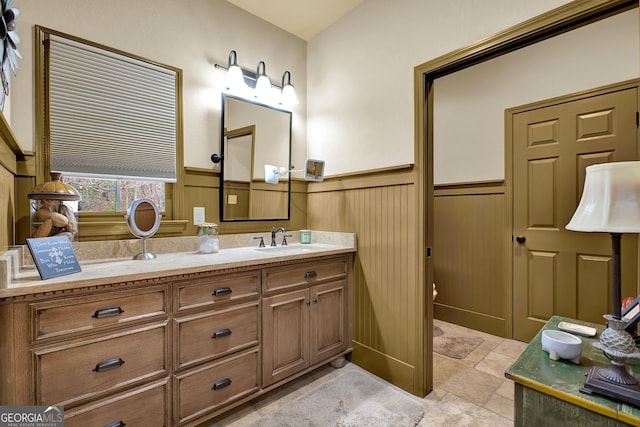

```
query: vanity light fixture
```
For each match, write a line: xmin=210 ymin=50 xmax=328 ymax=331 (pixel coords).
xmin=224 ymin=50 xmax=246 ymax=92
xmin=214 ymin=50 xmax=297 ymax=108
xmin=280 ymin=71 xmax=299 ymax=106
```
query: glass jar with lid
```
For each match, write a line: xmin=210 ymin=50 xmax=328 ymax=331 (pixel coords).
xmin=197 ymin=223 xmax=219 ymax=254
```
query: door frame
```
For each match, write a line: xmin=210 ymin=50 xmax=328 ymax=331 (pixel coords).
xmin=414 ymin=0 xmax=637 ymax=361
xmin=506 ymin=79 xmax=640 ymax=340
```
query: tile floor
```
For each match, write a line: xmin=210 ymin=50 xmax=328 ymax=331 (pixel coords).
xmin=207 ymin=319 xmax=528 ymax=426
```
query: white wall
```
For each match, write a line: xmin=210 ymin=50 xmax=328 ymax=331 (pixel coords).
xmin=434 ymin=9 xmax=638 ymax=185
xmin=9 ymin=0 xmax=307 ymax=172
xmin=307 ymin=0 xmax=579 ymax=176
xmin=10 ymin=1 xmax=634 ymax=182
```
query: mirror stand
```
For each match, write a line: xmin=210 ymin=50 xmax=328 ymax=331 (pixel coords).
xmin=134 ymin=237 xmax=156 ymax=260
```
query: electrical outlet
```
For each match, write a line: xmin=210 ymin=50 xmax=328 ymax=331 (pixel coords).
xmin=227 ymin=195 xmax=238 ymax=205
xmin=193 ymin=207 xmax=205 ymax=225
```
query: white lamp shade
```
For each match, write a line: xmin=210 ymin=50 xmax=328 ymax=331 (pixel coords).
xmin=225 ymin=65 xmax=246 ymax=91
xmin=566 ymin=161 xmax=640 ymax=233
xmin=281 ymin=84 xmax=299 ymax=106
xmin=255 ymin=75 xmax=272 ymax=99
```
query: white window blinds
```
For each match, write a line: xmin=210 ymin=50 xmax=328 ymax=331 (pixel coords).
xmin=47 ymin=35 xmax=177 ymax=182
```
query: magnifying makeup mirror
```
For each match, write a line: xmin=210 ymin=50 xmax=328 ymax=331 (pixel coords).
xmin=265 ymin=164 xmax=279 ymax=184
xmin=263 ymin=159 xmax=326 ymax=184
xmin=126 ymin=198 xmax=161 ymax=260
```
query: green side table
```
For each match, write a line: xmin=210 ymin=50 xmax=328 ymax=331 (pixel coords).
xmin=505 ymin=316 xmax=640 ymax=426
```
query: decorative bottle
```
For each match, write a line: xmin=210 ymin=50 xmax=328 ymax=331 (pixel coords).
xmin=197 ymin=223 xmax=219 ymax=254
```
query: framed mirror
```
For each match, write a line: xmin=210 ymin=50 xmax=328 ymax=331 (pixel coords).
xmin=220 ymin=94 xmax=292 ymax=221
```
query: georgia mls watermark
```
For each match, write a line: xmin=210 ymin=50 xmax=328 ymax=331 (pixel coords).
xmin=0 ymin=406 xmax=64 ymax=427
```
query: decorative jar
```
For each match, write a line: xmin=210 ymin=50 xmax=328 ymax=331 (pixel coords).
xmin=28 ymin=173 xmax=81 ymax=241
xmin=197 ymin=223 xmax=219 ymax=254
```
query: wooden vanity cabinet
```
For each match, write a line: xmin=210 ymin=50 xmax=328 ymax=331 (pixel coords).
xmin=0 ymin=284 xmax=173 ymax=425
xmin=172 ymin=270 xmax=261 ymax=426
xmin=262 ymin=256 xmax=351 ymax=387
xmin=0 ymin=252 xmax=353 ymax=427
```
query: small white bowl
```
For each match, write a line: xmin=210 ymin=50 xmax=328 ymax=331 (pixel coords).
xmin=541 ymin=330 xmax=582 ymax=364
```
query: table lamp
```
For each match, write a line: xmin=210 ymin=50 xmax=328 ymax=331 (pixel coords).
xmin=566 ymin=161 xmax=640 ymax=405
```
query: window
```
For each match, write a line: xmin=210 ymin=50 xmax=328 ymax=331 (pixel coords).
xmin=63 ymin=177 xmax=165 ymax=212
xmin=36 ymin=27 xmax=183 ymax=218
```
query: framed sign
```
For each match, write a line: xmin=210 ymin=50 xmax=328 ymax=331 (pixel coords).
xmin=622 ymin=295 xmax=640 ymax=334
xmin=26 ymin=236 xmax=81 ymax=280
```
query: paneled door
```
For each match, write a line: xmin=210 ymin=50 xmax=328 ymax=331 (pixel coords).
xmin=513 ymin=86 xmax=638 ymax=342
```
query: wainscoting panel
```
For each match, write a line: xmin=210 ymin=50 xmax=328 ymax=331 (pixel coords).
xmin=433 ymin=184 xmax=508 ymax=337
xmin=183 ymin=168 xmax=307 ymax=236
xmin=0 ymin=164 xmax=15 ymax=251
xmin=308 ymin=173 xmax=418 ymax=393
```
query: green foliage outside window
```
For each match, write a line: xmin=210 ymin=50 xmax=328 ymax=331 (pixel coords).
xmin=64 ymin=177 xmax=165 ymax=212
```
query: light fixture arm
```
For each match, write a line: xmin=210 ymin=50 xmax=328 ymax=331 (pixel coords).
xmin=282 ymin=70 xmax=292 ymax=88
xmin=256 ymin=61 xmax=267 ymax=78
xmin=228 ymin=50 xmax=238 ymax=68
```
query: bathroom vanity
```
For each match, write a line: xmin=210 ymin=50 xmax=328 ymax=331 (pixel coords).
xmin=0 ymin=232 xmax=355 ymax=426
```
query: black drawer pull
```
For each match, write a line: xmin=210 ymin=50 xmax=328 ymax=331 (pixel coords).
xmin=105 ymin=422 xmax=126 ymax=427
xmin=212 ymin=328 xmax=232 ymax=339
xmin=304 ymin=271 xmax=317 ymax=279
xmin=212 ymin=378 xmax=232 ymax=390
xmin=93 ymin=357 xmax=125 ymax=372
xmin=92 ymin=306 xmax=124 ymax=319
xmin=212 ymin=287 xmax=232 ymax=296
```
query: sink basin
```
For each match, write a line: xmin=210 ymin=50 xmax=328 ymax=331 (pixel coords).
xmin=253 ymin=244 xmax=325 ymax=255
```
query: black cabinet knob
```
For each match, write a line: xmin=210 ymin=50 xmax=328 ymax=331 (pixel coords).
xmin=516 ymin=236 xmax=526 ymax=243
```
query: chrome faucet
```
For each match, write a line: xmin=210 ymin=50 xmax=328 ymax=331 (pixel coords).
xmin=271 ymin=227 xmax=286 ymax=246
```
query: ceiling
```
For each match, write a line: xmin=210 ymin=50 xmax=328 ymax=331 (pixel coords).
xmin=226 ymin=0 xmax=364 ymax=41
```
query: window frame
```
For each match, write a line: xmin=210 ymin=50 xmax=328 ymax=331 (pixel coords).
xmin=35 ymin=26 xmax=186 ymax=238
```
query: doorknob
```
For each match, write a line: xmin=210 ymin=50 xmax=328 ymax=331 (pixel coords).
xmin=516 ymin=236 xmax=526 ymax=243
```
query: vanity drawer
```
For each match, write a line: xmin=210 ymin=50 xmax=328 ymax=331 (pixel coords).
xmin=263 ymin=256 xmax=349 ymax=294
xmin=176 ymin=301 xmax=259 ymax=368
xmin=64 ymin=379 xmax=168 ymax=427
xmin=35 ymin=322 xmax=168 ymax=407
xmin=32 ymin=287 xmax=167 ymax=341
xmin=175 ymin=348 xmax=259 ymax=425
xmin=176 ymin=270 xmax=259 ymax=312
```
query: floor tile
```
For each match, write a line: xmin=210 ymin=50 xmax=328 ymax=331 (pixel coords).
xmin=205 ymin=321 xmax=525 ymax=426
xmin=438 ymin=364 xmax=505 ymax=406
xmin=485 ymin=391 xmax=515 ymax=420
xmin=475 ymin=351 xmax=516 ymax=379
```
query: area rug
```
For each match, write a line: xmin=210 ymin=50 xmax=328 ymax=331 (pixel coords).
xmin=433 ymin=326 xmax=483 ymax=359
xmin=247 ymin=365 xmax=424 ymax=427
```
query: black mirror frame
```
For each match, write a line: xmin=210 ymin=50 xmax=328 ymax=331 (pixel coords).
xmin=218 ymin=93 xmax=292 ymax=222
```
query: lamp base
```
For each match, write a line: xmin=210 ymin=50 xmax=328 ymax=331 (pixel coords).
xmin=581 ymin=366 xmax=640 ymax=407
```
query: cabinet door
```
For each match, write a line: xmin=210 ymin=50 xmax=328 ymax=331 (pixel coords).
xmin=262 ymin=289 xmax=309 ymax=387
xmin=310 ymin=280 xmax=349 ymax=365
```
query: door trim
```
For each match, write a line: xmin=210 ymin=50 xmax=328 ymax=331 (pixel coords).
xmin=414 ymin=0 xmax=637 ymax=380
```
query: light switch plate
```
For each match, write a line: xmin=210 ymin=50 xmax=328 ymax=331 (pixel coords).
xmin=193 ymin=207 xmax=205 ymax=225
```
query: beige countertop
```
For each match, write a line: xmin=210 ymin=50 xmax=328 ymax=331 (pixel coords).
xmin=0 ymin=231 xmax=356 ymax=299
